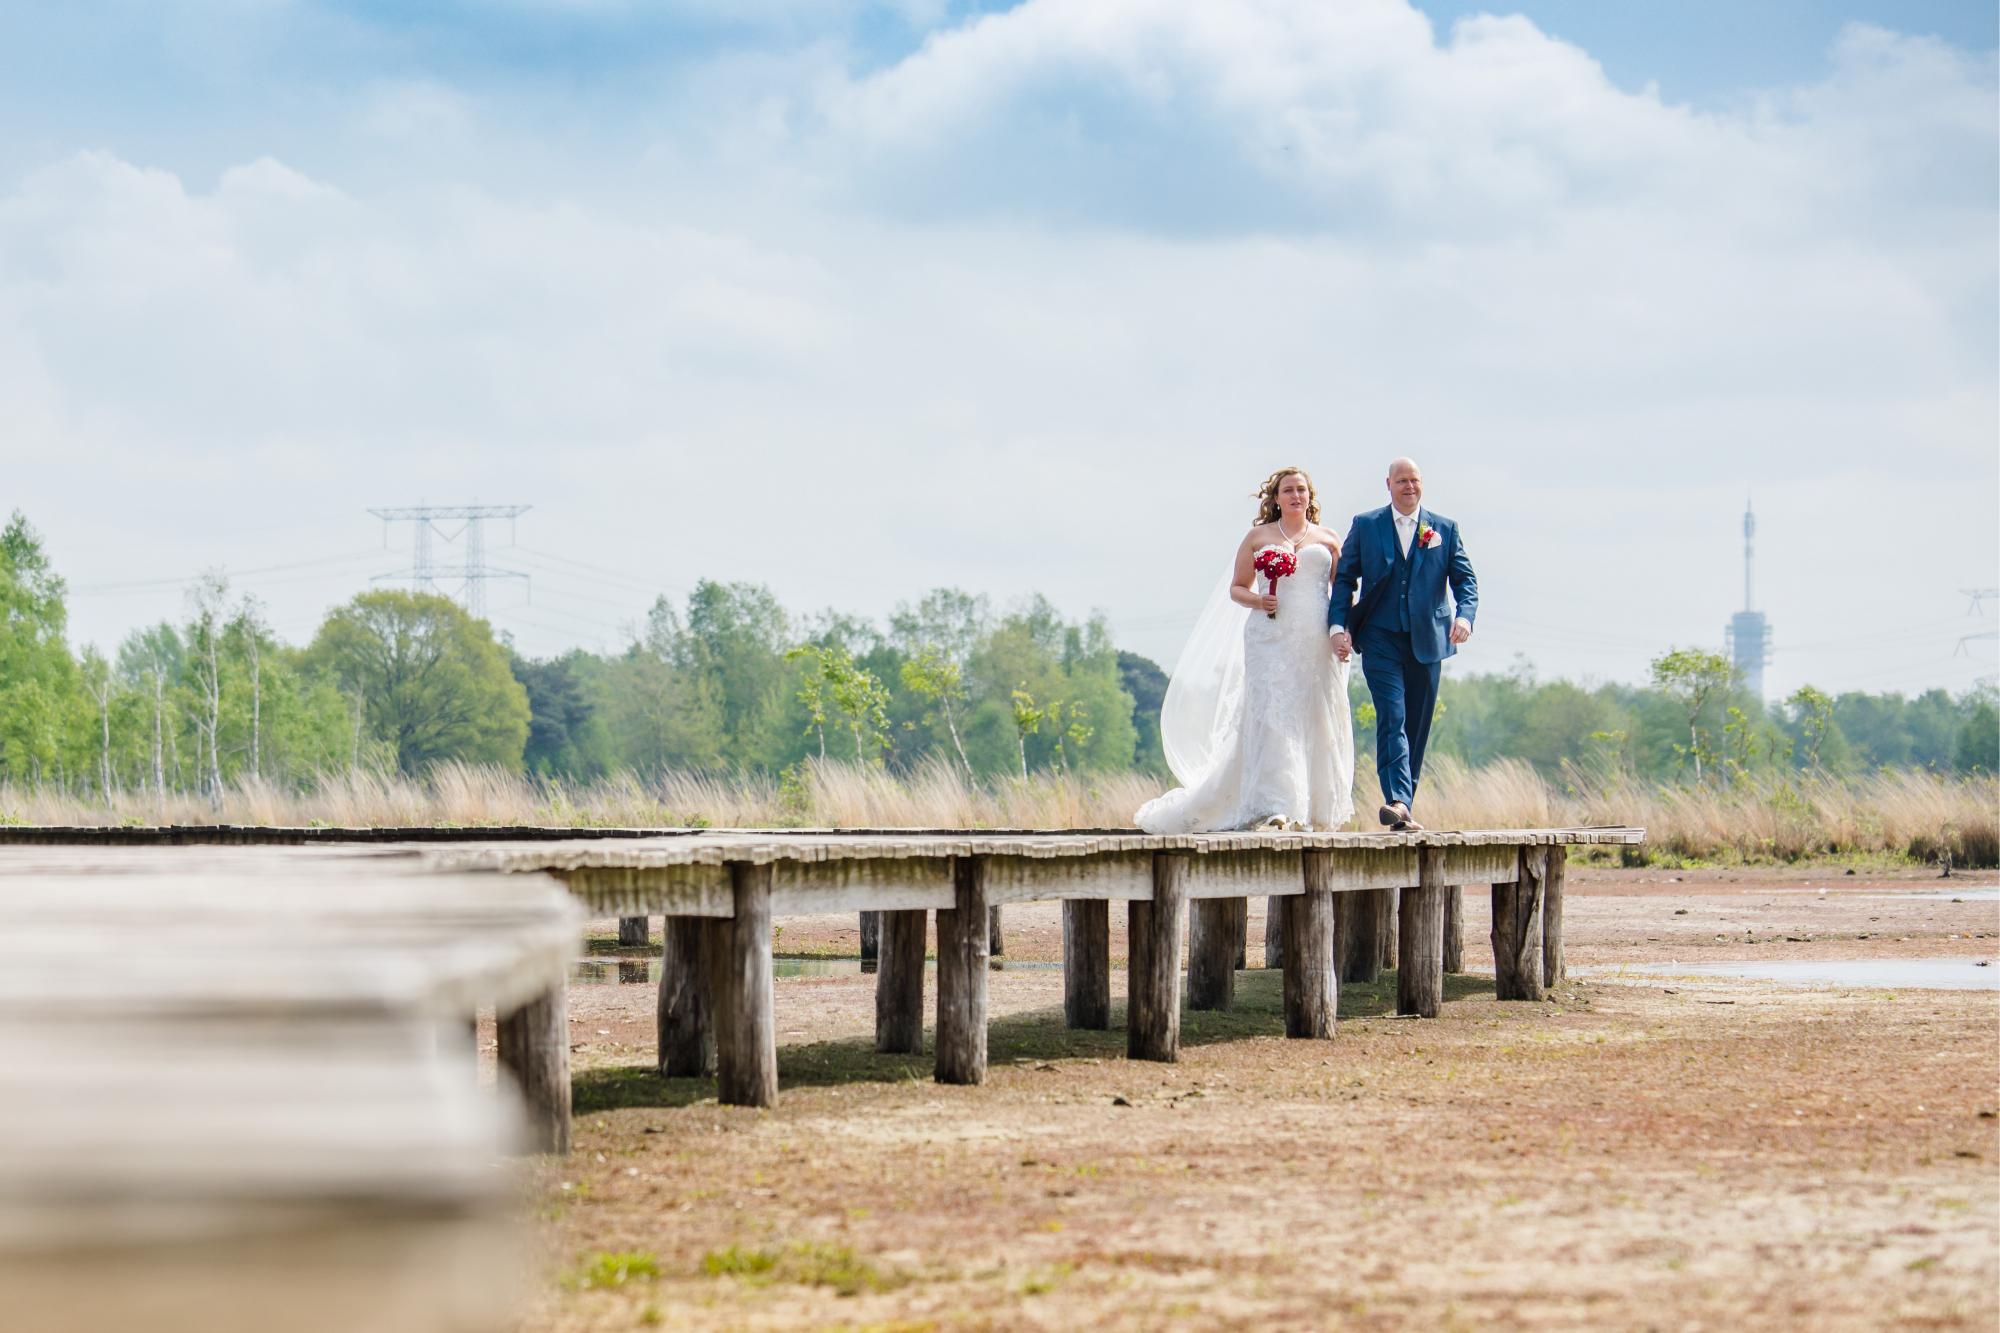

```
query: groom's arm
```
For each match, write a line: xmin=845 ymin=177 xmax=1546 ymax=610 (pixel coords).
xmin=1329 ymin=517 xmax=1363 ymax=633
xmin=1447 ymin=525 xmax=1477 ymax=639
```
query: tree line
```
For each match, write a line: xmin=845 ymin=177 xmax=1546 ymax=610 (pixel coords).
xmin=0 ymin=511 xmax=1991 ymax=799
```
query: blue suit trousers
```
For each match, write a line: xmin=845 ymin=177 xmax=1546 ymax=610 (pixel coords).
xmin=1357 ymin=625 xmax=1440 ymax=811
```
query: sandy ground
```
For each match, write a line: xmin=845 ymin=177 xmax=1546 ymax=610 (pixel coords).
xmin=502 ymin=865 xmax=2000 ymax=1331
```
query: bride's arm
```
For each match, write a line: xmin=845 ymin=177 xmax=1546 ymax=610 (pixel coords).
xmin=1229 ymin=531 xmax=1276 ymax=613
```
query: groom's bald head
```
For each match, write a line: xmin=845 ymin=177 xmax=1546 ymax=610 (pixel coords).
xmin=1386 ymin=458 xmax=1423 ymax=514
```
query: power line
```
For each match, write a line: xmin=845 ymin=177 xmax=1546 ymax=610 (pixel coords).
xmin=70 ymin=549 xmax=388 ymax=594
xmin=506 ymin=544 xmax=683 ymax=599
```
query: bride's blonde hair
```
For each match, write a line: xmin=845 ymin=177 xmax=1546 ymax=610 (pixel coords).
xmin=1253 ymin=466 xmax=1321 ymax=525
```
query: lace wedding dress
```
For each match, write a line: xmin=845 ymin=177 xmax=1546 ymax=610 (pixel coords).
xmin=1134 ymin=543 xmax=1357 ymax=833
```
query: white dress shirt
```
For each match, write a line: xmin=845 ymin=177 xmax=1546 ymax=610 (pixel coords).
xmin=1392 ymin=506 xmax=1419 ymax=557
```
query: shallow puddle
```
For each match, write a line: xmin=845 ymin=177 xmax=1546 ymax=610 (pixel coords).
xmin=571 ymin=955 xmax=1061 ymax=984
xmin=1589 ymin=957 xmax=1999 ymax=990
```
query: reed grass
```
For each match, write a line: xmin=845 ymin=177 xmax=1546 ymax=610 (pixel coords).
xmin=2 ymin=757 xmax=1992 ymax=866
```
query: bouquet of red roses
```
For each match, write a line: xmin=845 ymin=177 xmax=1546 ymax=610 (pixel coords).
xmin=1251 ymin=547 xmax=1297 ymax=619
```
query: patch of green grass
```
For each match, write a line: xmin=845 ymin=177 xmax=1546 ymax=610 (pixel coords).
xmin=701 ymin=1245 xmax=778 ymax=1278
xmin=571 ymin=1250 xmax=660 ymax=1290
xmin=699 ymin=1241 xmax=899 ymax=1296
xmin=1017 ymin=1261 xmax=1074 ymax=1295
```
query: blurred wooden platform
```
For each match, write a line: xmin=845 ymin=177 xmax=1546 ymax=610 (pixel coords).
xmin=0 ymin=843 xmax=581 ymax=1333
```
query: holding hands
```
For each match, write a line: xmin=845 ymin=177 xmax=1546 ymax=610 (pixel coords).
xmin=1330 ymin=628 xmax=1352 ymax=662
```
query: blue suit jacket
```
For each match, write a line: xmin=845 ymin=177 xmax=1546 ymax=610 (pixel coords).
xmin=1329 ymin=506 xmax=1478 ymax=664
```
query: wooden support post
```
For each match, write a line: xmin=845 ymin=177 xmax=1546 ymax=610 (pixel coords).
xmin=1263 ymin=895 xmax=1284 ymax=968
xmin=1491 ymin=846 xmax=1547 ymax=1001
xmin=1397 ymin=849 xmax=1446 ymax=1018
xmin=989 ymin=905 xmax=1005 ymax=956
xmin=657 ymin=915 xmax=711 ymax=1078
xmin=707 ymin=863 xmax=778 ymax=1108
xmin=875 ymin=909 xmax=926 ymax=1054
xmin=497 ymin=985 xmax=571 ymax=1155
xmin=1061 ymin=899 xmax=1110 ymax=1030
xmin=1283 ymin=852 xmax=1338 ymax=1038
xmin=936 ymin=857 xmax=989 ymax=1085
xmin=1341 ymin=889 xmax=1381 ymax=985
xmin=1187 ymin=897 xmax=1243 ymax=1011
xmin=858 ymin=911 xmax=880 ymax=962
xmin=1442 ymin=886 xmax=1464 ymax=974
xmin=1379 ymin=887 xmax=1399 ymax=972
xmin=617 ymin=915 xmax=651 ymax=947
xmin=1128 ymin=853 xmax=1187 ymax=1062
xmin=1543 ymin=847 xmax=1567 ymax=988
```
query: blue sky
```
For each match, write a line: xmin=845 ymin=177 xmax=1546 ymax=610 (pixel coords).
xmin=2 ymin=0 xmax=1995 ymax=697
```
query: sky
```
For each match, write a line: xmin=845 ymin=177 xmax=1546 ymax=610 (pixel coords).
xmin=3 ymin=0 xmax=1996 ymax=701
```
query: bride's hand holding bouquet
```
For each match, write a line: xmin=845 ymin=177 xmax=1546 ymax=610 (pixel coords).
xmin=1251 ymin=545 xmax=1297 ymax=619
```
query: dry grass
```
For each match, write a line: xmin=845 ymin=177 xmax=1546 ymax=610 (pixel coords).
xmin=2 ymin=757 xmax=1993 ymax=864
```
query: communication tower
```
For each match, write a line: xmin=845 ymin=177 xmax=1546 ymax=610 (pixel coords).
xmin=1724 ymin=499 xmax=1771 ymax=698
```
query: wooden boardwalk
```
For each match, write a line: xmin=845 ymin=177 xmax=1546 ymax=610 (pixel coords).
xmin=426 ymin=826 xmax=1645 ymax=1113
xmin=2 ymin=825 xmax=1642 ymax=1156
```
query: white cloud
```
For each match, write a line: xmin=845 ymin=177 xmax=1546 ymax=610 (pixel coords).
xmin=3 ymin=0 xmax=1994 ymax=697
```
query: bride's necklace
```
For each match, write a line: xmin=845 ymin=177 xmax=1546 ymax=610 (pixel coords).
xmin=1276 ymin=517 xmax=1311 ymax=547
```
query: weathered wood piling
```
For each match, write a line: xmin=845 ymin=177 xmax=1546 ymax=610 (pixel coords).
xmin=1127 ymin=853 xmax=1186 ymax=1061
xmin=875 ymin=909 xmax=926 ymax=1054
xmin=1491 ymin=845 xmax=1547 ymax=1001
xmin=935 ymin=857 xmax=989 ymax=1084
xmin=1187 ymin=896 xmax=1245 ymax=1011
xmin=1062 ymin=899 xmax=1111 ymax=1029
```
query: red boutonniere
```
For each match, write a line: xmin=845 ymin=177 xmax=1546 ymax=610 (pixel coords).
xmin=1416 ymin=521 xmax=1441 ymax=550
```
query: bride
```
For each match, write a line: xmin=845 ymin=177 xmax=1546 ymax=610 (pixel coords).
xmin=1135 ymin=466 xmax=1357 ymax=833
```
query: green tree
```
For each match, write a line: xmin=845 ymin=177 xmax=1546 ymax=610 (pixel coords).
xmin=1008 ymin=687 xmax=1045 ymax=779
xmin=966 ymin=598 xmax=1135 ymax=777
xmin=787 ymin=646 xmax=832 ymax=760
xmin=900 ymin=646 xmax=972 ymax=772
xmin=1787 ymin=685 xmax=1836 ymax=773
xmin=1649 ymin=648 xmax=1738 ymax=783
xmin=0 ymin=512 xmax=82 ymax=784
xmin=512 ymin=649 xmax=608 ymax=778
xmin=305 ymin=590 xmax=530 ymax=773
xmin=184 ymin=573 xmax=229 ymax=801
xmin=681 ymin=580 xmax=793 ymax=769
xmin=1955 ymin=700 xmax=1999 ymax=774
xmin=1116 ymin=651 xmax=1169 ymax=775
xmin=788 ymin=644 xmax=890 ymax=765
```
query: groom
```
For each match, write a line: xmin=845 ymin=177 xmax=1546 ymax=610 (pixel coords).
xmin=1329 ymin=458 xmax=1478 ymax=832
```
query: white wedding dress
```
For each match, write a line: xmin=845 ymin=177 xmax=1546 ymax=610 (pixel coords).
xmin=1135 ymin=543 xmax=1357 ymax=833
